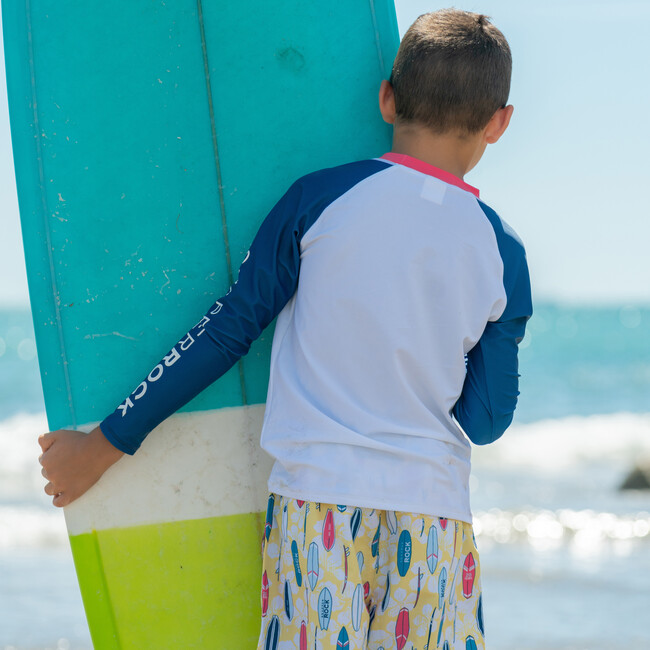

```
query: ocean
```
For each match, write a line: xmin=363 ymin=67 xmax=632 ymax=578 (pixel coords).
xmin=0 ymin=303 xmax=649 ymax=649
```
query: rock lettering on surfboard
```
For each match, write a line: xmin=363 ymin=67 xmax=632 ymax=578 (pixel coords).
xmin=318 ymin=587 xmax=332 ymax=630
xmin=438 ymin=566 xmax=447 ymax=607
xmin=265 ymin=615 xmax=280 ymax=650
xmin=350 ymin=508 xmax=362 ymax=541
xmin=427 ymin=525 xmax=439 ymax=574
xmin=386 ymin=510 xmax=398 ymax=535
xmin=300 ymin=621 xmax=307 ymax=650
xmin=323 ymin=509 xmax=335 ymax=551
xmin=284 ymin=579 xmax=294 ymax=621
xmin=265 ymin=494 xmax=275 ymax=541
xmin=351 ymin=584 xmax=363 ymax=632
xmin=466 ymin=635 xmax=478 ymax=650
xmin=397 ymin=530 xmax=412 ymax=577
xmin=381 ymin=571 xmax=391 ymax=612
xmin=291 ymin=540 xmax=303 ymax=587
xmin=307 ymin=542 xmax=319 ymax=591
xmin=395 ymin=607 xmax=409 ymax=650
xmin=462 ymin=552 xmax=476 ymax=598
xmin=261 ymin=570 xmax=269 ymax=617
xmin=336 ymin=626 xmax=350 ymax=649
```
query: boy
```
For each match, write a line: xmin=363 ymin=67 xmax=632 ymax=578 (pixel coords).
xmin=39 ymin=9 xmax=531 ymax=649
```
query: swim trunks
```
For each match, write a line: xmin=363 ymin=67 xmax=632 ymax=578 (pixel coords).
xmin=258 ymin=493 xmax=485 ymax=650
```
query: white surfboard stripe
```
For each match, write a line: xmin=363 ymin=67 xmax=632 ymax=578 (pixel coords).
xmin=64 ymin=405 xmax=272 ymax=535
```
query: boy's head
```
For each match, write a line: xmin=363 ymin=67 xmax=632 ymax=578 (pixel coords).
xmin=389 ymin=9 xmax=512 ymax=137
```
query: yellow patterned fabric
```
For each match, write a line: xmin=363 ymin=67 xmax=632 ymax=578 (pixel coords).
xmin=257 ymin=493 xmax=485 ymax=650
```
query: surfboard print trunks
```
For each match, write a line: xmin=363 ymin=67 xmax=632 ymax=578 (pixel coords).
xmin=259 ymin=494 xmax=484 ymax=650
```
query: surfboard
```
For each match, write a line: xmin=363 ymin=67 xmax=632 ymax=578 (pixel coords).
xmin=2 ymin=1 xmax=398 ymax=647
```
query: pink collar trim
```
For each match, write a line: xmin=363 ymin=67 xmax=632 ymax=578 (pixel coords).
xmin=381 ymin=153 xmax=480 ymax=198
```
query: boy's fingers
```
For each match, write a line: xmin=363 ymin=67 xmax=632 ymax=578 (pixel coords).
xmin=38 ymin=432 xmax=56 ymax=452
xmin=52 ymin=492 xmax=67 ymax=508
xmin=44 ymin=482 xmax=57 ymax=496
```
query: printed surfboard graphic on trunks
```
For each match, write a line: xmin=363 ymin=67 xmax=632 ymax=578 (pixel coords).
xmin=356 ymin=551 xmax=364 ymax=574
xmin=265 ymin=615 xmax=280 ymax=650
xmin=463 ymin=552 xmax=476 ymax=598
xmin=414 ymin=567 xmax=422 ymax=608
xmin=300 ymin=621 xmax=307 ymax=650
xmin=427 ymin=525 xmax=439 ymax=574
xmin=318 ymin=587 xmax=332 ymax=630
xmin=351 ymin=584 xmax=364 ymax=632
xmin=437 ymin=602 xmax=446 ymax=647
xmin=343 ymin=545 xmax=350 ymax=593
xmin=395 ymin=607 xmax=410 ymax=650
xmin=386 ymin=510 xmax=398 ymax=535
xmin=477 ymin=594 xmax=485 ymax=636
xmin=323 ymin=509 xmax=335 ymax=551
xmin=371 ymin=515 xmax=381 ymax=557
xmin=291 ymin=540 xmax=303 ymax=587
xmin=466 ymin=635 xmax=478 ymax=650
xmin=440 ymin=518 xmax=448 ymax=530
xmin=261 ymin=570 xmax=269 ymax=617
xmin=382 ymin=571 xmax=391 ymax=612
xmin=350 ymin=508 xmax=362 ymax=541
xmin=425 ymin=606 xmax=436 ymax=649
xmin=265 ymin=495 xmax=275 ymax=541
xmin=282 ymin=503 xmax=289 ymax=541
xmin=397 ymin=530 xmax=412 ymax=577
xmin=337 ymin=626 xmax=350 ymax=650
xmin=307 ymin=542 xmax=319 ymax=590
xmin=284 ymin=579 xmax=294 ymax=621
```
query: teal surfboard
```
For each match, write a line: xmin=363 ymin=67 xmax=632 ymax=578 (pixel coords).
xmin=3 ymin=1 xmax=398 ymax=647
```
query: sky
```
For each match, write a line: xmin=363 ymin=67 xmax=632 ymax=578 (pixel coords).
xmin=0 ymin=0 xmax=648 ymax=307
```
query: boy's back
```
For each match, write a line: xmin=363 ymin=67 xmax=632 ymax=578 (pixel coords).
xmin=261 ymin=154 xmax=529 ymax=523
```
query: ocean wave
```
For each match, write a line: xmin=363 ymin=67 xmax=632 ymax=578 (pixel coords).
xmin=473 ymin=411 xmax=650 ymax=472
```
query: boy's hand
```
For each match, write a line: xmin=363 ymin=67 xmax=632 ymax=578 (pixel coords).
xmin=38 ymin=425 xmax=124 ymax=507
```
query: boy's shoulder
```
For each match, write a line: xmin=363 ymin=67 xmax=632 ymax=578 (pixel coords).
xmin=476 ymin=198 xmax=527 ymax=258
xmin=287 ymin=157 xmax=392 ymax=200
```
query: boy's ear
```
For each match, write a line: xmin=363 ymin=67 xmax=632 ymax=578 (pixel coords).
xmin=484 ymin=105 xmax=514 ymax=144
xmin=378 ymin=80 xmax=396 ymax=125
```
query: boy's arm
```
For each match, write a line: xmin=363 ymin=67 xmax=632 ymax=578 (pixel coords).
xmin=39 ymin=179 xmax=306 ymax=506
xmin=452 ymin=206 xmax=533 ymax=445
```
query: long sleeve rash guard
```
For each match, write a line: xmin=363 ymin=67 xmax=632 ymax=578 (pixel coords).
xmin=100 ymin=154 xmax=532 ymax=523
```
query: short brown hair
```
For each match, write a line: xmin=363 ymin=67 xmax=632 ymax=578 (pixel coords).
xmin=390 ymin=9 xmax=512 ymax=135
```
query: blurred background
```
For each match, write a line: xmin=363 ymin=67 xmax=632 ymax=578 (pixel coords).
xmin=1 ymin=1 xmax=648 ymax=648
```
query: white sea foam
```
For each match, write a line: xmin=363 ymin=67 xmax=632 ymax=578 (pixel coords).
xmin=473 ymin=411 xmax=650 ymax=472
xmin=2 ymin=410 xmax=650 ymax=550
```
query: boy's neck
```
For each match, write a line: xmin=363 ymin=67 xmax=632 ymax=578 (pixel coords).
xmin=390 ymin=123 xmax=486 ymax=180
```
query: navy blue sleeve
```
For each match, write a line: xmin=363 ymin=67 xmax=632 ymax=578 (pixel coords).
xmin=99 ymin=181 xmax=305 ymax=454
xmin=100 ymin=159 xmax=391 ymax=454
xmin=452 ymin=202 xmax=533 ymax=445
